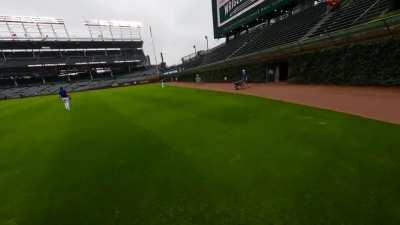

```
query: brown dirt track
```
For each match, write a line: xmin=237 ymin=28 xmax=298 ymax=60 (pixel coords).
xmin=171 ymin=82 xmax=400 ymax=125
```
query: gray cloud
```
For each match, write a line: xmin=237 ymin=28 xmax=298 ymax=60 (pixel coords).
xmin=2 ymin=0 xmax=223 ymax=65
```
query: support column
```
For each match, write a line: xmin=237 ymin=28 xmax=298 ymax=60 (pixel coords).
xmin=51 ymin=24 xmax=58 ymax=40
xmin=109 ymin=26 xmax=114 ymax=41
xmin=36 ymin=24 xmax=44 ymax=39
xmin=63 ymin=24 xmax=71 ymax=40
xmin=88 ymin=26 xmax=94 ymax=40
xmin=288 ymin=63 xmax=293 ymax=81
xmin=21 ymin=23 xmax=29 ymax=39
xmin=274 ymin=65 xmax=280 ymax=83
xmin=90 ymin=71 xmax=94 ymax=80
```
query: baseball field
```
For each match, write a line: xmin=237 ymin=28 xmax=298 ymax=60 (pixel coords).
xmin=0 ymin=84 xmax=399 ymax=225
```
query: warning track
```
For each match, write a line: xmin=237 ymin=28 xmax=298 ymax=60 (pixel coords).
xmin=172 ymin=82 xmax=400 ymax=125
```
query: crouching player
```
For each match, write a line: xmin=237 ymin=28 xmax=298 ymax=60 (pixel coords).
xmin=59 ymin=87 xmax=71 ymax=111
xmin=234 ymin=69 xmax=248 ymax=90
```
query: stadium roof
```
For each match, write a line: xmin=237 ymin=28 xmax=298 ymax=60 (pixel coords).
xmin=85 ymin=19 xmax=143 ymax=28
xmin=0 ymin=15 xmax=65 ymax=24
xmin=0 ymin=15 xmax=143 ymax=41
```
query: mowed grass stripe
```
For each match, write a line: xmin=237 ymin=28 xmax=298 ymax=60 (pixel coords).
xmin=0 ymin=84 xmax=399 ymax=225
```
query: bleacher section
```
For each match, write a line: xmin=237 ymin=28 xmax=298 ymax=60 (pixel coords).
xmin=235 ymin=3 xmax=326 ymax=57
xmin=181 ymin=0 xmax=393 ymax=71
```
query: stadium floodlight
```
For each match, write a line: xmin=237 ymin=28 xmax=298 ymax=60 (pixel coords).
xmin=0 ymin=15 xmax=70 ymax=41
xmin=84 ymin=19 xmax=143 ymax=41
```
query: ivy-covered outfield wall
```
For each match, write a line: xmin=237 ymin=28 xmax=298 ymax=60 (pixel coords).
xmin=178 ymin=38 xmax=400 ymax=86
xmin=178 ymin=63 xmax=269 ymax=83
xmin=288 ymin=39 xmax=400 ymax=86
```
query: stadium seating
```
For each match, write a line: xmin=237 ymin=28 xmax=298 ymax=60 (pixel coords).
xmin=63 ymin=51 xmax=85 ymax=57
xmin=181 ymin=3 xmax=326 ymax=70
xmin=180 ymin=0 xmax=392 ymax=72
xmin=0 ymin=69 xmax=157 ymax=100
xmin=235 ymin=3 xmax=326 ymax=57
xmin=39 ymin=51 xmax=63 ymax=58
xmin=85 ymin=51 xmax=107 ymax=56
xmin=3 ymin=52 xmax=34 ymax=59
xmin=311 ymin=0 xmax=391 ymax=37
xmin=181 ymin=53 xmax=206 ymax=70
xmin=201 ymin=30 xmax=261 ymax=64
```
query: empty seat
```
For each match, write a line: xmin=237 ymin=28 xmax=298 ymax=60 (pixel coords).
xmin=236 ymin=4 xmax=326 ymax=57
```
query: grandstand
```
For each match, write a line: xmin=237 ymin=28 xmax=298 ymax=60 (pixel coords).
xmin=177 ymin=0 xmax=397 ymax=84
xmin=0 ymin=68 xmax=158 ymax=100
xmin=0 ymin=16 xmax=155 ymax=99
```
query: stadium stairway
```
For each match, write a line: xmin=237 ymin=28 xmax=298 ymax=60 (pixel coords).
xmin=226 ymin=28 xmax=266 ymax=60
xmin=200 ymin=30 xmax=262 ymax=65
xmin=301 ymin=9 xmax=334 ymax=41
xmin=352 ymin=0 xmax=392 ymax=25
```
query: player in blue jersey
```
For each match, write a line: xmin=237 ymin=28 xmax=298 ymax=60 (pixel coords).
xmin=59 ymin=87 xmax=71 ymax=111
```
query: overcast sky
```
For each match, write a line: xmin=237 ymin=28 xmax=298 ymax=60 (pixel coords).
xmin=2 ymin=0 xmax=224 ymax=65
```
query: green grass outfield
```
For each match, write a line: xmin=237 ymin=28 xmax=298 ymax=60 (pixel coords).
xmin=1 ymin=84 xmax=400 ymax=225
